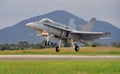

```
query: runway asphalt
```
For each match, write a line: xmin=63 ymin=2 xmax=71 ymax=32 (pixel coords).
xmin=0 ymin=55 xmax=120 ymax=60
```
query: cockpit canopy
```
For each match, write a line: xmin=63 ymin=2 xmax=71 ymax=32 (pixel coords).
xmin=39 ymin=18 xmax=54 ymax=23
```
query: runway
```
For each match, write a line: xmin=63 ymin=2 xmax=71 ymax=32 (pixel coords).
xmin=0 ymin=55 xmax=120 ymax=60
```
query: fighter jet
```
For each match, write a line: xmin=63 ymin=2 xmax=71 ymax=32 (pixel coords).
xmin=26 ymin=18 xmax=110 ymax=52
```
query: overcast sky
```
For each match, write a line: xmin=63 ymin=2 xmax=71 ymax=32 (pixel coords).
xmin=0 ymin=0 xmax=120 ymax=29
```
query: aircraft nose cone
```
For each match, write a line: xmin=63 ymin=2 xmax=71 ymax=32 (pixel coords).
xmin=25 ymin=22 xmax=34 ymax=27
xmin=25 ymin=23 xmax=35 ymax=28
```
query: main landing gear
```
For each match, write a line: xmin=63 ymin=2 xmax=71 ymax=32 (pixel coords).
xmin=56 ymin=46 xmax=60 ymax=52
xmin=55 ymin=44 xmax=80 ymax=52
xmin=71 ymin=39 xmax=80 ymax=52
xmin=74 ymin=45 xmax=79 ymax=52
xmin=55 ymin=39 xmax=80 ymax=52
xmin=71 ymin=39 xmax=88 ymax=52
xmin=55 ymin=39 xmax=62 ymax=52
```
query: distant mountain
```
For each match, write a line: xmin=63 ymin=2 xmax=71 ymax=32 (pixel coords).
xmin=0 ymin=10 xmax=120 ymax=44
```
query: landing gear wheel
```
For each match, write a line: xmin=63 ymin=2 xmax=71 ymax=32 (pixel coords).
xmin=56 ymin=46 xmax=60 ymax=52
xmin=75 ymin=46 xmax=79 ymax=52
xmin=45 ymin=41 xmax=51 ymax=46
xmin=45 ymin=41 xmax=47 ymax=46
xmin=47 ymin=41 xmax=51 ymax=46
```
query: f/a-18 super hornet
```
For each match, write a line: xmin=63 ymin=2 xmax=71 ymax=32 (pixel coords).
xmin=26 ymin=18 xmax=110 ymax=52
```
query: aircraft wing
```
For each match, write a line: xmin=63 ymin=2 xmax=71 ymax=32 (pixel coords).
xmin=71 ymin=31 xmax=111 ymax=41
xmin=43 ymin=23 xmax=71 ymax=32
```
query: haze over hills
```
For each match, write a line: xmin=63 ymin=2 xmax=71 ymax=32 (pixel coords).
xmin=0 ymin=10 xmax=120 ymax=44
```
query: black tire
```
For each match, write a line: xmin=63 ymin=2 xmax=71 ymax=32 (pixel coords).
xmin=56 ymin=46 xmax=60 ymax=52
xmin=45 ymin=41 xmax=51 ymax=46
xmin=75 ymin=46 xmax=79 ymax=52
xmin=45 ymin=41 xmax=47 ymax=46
xmin=48 ymin=41 xmax=51 ymax=46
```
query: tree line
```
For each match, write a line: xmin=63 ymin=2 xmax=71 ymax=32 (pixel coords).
xmin=0 ymin=41 xmax=57 ymax=50
xmin=0 ymin=40 xmax=120 ymax=50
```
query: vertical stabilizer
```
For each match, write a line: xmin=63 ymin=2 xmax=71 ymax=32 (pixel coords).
xmin=68 ymin=18 xmax=76 ymax=30
xmin=80 ymin=18 xmax=96 ymax=31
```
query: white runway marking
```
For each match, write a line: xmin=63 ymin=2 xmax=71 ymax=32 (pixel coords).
xmin=0 ymin=55 xmax=120 ymax=60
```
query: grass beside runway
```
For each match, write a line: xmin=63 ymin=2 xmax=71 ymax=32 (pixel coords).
xmin=0 ymin=60 xmax=120 ymax=74
xmin=0 ymin=47 xmax=120 ymax=55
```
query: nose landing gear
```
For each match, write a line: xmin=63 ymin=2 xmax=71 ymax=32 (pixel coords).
xmin=45 ymin=41 xmax=51 ymax=46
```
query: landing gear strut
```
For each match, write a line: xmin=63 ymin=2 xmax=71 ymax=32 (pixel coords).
xmin=44 ymin=34 xmax=51 ymax=46
xmin=55 ymin=39 xmax=62 ymax=52
xmin=71 ymin=39 xmax=79 ymax=52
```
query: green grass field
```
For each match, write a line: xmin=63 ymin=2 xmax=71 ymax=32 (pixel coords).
xmin=0 ymin=47 xmax=120 ymax=55
xmin=0 ymin=60 xmax=120 ymax=74
xmin=0 ymin=47 xmax=120 ymax=74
